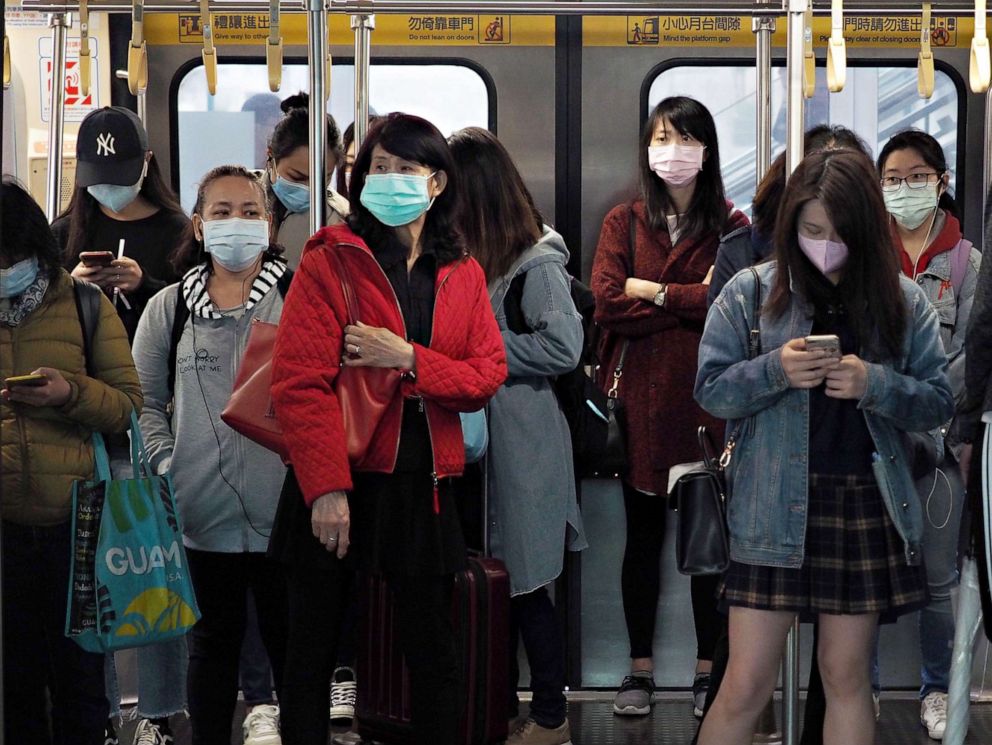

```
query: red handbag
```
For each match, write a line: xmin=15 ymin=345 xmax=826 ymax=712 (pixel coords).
xmin=220 ymin=319 xmax=287 ymax=458
xmin=221 ymin=247 xmax=401 ymax=465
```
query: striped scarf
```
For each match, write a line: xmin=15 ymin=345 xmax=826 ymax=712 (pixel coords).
xmin=180 ymin=259 xmax=287 ymax=319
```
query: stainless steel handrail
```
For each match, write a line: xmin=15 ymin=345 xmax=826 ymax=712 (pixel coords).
xmin=18 ymin=1 xmax=989 ymax=17
xmin=307 ymin=0 xmax=327 ymax=233
xmin=45 ymin=12 xmax=70 ymax=222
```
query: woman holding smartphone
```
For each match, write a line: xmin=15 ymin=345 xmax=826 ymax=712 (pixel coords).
xmin=50 ymin=106 xmax=190 ymax=745
xmin=695 ymin=148 xmax=953 ymax=745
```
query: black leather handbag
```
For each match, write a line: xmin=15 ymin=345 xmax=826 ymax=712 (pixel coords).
xmin=672 ymin=266 xmax=763 ymax=576
xmin=674 ymin=427 xmax=731 ymax=576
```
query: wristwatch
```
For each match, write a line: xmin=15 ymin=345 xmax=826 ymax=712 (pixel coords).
xmin=653 ymin=284 xmax=668 ymax=307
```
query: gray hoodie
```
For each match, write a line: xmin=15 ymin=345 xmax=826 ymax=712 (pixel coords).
xmin=486 ymin=227 xmax=588 ymax=595
xmin=132 ymin=261 xmax=288 ymax=553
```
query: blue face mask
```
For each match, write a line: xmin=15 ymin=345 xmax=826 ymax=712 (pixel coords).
xmin=0 ymin=256 xmax=40 ymax=298
xmin=271 ymin=176 xmax=311 ymax=214
xmin=360 ymin=173 xmax=436 ymax=227
xmin=202 ymin=218 xmax=270 ymax=272
xmin=87 ymin=165 xmax=146 ymax=213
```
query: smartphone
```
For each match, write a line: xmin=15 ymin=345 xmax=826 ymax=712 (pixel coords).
xmin=79 ymin=251 xmax=115 ymax=267
xmin=4 ymin=374 xmax=47 ymax=388
xmin=804 ymin=334 xmax=841 ymax=358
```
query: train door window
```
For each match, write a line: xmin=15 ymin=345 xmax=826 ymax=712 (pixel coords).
xmin=647 ymin=64 xmax=959 ymax=216
xmin=175 ymin=62 xmax=489 ymax=210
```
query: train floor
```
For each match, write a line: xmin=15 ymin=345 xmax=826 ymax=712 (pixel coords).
xmin=116 ymin=692 xmax=992 ymax=744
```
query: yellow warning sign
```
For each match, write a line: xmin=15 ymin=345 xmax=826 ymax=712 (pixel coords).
xmin=146 ymin=13 xmax=553 ymax=47
xmin=584 ymin=14 xmax=971 ymax=49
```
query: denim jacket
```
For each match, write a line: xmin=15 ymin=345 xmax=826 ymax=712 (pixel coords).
xmin=695 ymin=262 xmax=954 ymax=568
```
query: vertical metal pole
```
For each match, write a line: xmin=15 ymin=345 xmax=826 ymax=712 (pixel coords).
xmin=307 ymin=0 xmax=328 ymax=235
xmin=984 ymin=88 xmax=992 ymax=248
xmin=114 ymin=69 xmax=146 ymax=124
xmin=45 ymin=12 xmax=70 ymax=221
xmin=783 ymin=5 xmax=807 ymax=743
xmin=351 ymin=13 xmax=374 ymax=152
xmin=753 ymin=14 xmax=776 ymax=186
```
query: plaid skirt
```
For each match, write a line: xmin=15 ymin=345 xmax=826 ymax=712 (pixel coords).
xmin=720 ymin=472 xmax=928 ymax=618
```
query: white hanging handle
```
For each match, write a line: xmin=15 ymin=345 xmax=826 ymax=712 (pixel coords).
xmin=201 ymin=0 xmax=217 ymax=96
xmin=919 ymin=3 xmax=935 ymax=98
xmin=826 ymin=0 xmax=846 ymax=92
xmin=127 ymin=0 xmax=148 ymax=95
xmin=266 ymin=0 xmax=282 ymax=92
xmin=972 ymin=0 xmax=991 ymax=93
xmin=803 ymin=3 xmax=816 ymax=98
xmin=2 ymin=35 xmax=10 ymax=90
xmin=79 ymin=0 xmax=91 ymax=95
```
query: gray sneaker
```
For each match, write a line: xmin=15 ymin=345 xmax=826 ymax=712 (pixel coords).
xmin=613 ymin=672 xmax=655 ymax=716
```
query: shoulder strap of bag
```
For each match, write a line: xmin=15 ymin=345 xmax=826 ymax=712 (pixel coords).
xmin=167 ymin=287 xmax=192 ymax=395
xmin=326 ymin=247 xmax=359 ymax=325
xmin=72 ymin=278 xmax=102 ymax=377
xmin=276 ymin=267 xmax=294 ymax=297
xmin=950 ymin=238 xmax=972 ymax=296
xmin=747 ymin=266 xmax=762 ymax=360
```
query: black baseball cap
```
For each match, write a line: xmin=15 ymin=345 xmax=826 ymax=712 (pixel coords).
xmin=75 ymin=107 xmax=149 ymax=188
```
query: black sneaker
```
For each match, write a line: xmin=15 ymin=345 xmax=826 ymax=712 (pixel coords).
xmin=613 ymin=672 xmax=655 ymax=716
xmin=330 ymin=666 xmax=357 ymax=725
xmin=104 ymin=719 xmax=119 ymax=745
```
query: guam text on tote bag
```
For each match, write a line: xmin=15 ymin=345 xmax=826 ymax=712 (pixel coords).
xmin=66 ymin=411 xmax=200 ymax=652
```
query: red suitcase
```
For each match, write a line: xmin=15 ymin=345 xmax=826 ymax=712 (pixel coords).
xmin=356 ymin=556 xmax=511 ymax=745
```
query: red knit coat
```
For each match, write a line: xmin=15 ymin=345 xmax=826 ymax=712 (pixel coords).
xmin=592 ymin=200 xmax=749 ymax=495
xmin=271 ymin=225 xmax=507 ymax=506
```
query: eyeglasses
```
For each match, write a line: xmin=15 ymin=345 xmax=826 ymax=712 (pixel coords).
xmin=879 ymin=173 xmax=942 ymax=192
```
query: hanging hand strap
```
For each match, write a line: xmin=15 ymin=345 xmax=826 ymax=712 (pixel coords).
xmin=803 ymin=2 xmax=816 ymax=98
xmin=200 ymin=0 xmax=218 ymax=96
xmin=266 ymin=0 xmax=283 ymax=92
xmin=2 ymin=34 xmax=9 ymax=90
xmin=826 ymin=0 xmax=846 ymax=92
xmin=971 ymin=0 xmax=991 ymax=93
xmin=127 ymin=0 xmax=148 ymax=95
xmin=79 ymin=0 xmax=92 ymax=95
xmin=918 ymin=3 xmax=935 ymax=98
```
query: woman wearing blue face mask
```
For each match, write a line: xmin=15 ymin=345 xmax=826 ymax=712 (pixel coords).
xmin=876 ymin=130 xmax=981 ymax=740
xmin=270 ymin=113 xmax=507 ymax=745
xmin=51 ymin=105 xmax=190 ymax=745
xmin=695 ymin=149 xmax=953 ymax=745
xmin=1 ymin=179 xmax=142 ymax=745
xmin=266 ymin=92 xmax=349 ymax=269
xmin=132 ymin=165 xmax=290 ymax=745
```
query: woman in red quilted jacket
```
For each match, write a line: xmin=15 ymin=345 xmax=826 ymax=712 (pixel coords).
xmin=591 ymin=96 xmax=749 ymax=718
xmin=270 ymin=113 xmax=507 ymax=745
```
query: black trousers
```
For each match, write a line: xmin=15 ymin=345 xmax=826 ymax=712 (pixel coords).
xmin=279 ymin=553 xmax=460 ymax=745
xmin=185 ymin=549 xmax=287 ymax=745
xmin=509 ymin=587 xmax=567 ymax=728
xmin=621 ymin=483 xmax=722 ymax=661
xmin=3 ymin=521 xmax=109 ymax=745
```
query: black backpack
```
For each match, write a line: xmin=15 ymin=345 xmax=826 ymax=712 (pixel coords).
xmin=166 ymin=269 xmax=293 ymax=394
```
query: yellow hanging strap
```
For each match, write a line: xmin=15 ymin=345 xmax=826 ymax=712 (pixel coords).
xmin=201 ymin=0 xmax=217 ymax=95
xmin=919 ymin=3 xmax=935 ymax=98
xmin=79 ymin=0 xmax=91 ymax=95
xmin=971 ymin=0 xmax=991 ymax=93
xmin=826 ymin=0 xmax=846 ymax=92
xmin=2 ymin=35 xmax=10 ymax=90
xmin=266 ymin=0 xmax=282 ymax=92
xmin=127 ymin=0 xmax=148 ymax=95
xmin=803 ymin=3 xmax=816 ymax=98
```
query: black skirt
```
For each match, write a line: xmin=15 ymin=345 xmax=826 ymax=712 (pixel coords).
xmin=268 ymin=468 xmax=467 ymax=577
xmin=720 ymin=473 xmax=928 ymax=618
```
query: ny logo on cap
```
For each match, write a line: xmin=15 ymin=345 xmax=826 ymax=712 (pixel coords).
xmin=96 ymin=132 xmax=116 ymax=157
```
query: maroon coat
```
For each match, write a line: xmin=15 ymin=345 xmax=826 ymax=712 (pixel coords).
xmin=591 ymin=200 xmax=749 ymax=495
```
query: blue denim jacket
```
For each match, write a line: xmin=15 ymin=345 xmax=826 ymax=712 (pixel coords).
xmin=695 ymin=262 xmax=954 ymax=569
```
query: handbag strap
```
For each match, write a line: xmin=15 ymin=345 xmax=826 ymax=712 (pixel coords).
xmin=607 ymin=207 xmax=639 ymax=397
xmin=326 ymin=246 xmax=360 ymax=325
xmin=697 ymin=426 xmax=719 ymax=469
xmin=128 ymin=409 xmax=153 ymax=479
xmin=91 ymin=432 xmax=112 ymax=483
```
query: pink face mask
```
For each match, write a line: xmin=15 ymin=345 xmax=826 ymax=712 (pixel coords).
xmin=647 ymin=144 xmax=704 ymax=187
xmin=797 ymin=233 xmax=849 ymax=275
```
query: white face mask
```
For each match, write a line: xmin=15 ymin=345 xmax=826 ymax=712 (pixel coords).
xmin=202 ymin=218 xmax=269 ymax=271
xmin=883 ymin=184 xmax=939 ymax=230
